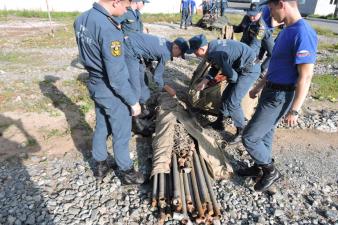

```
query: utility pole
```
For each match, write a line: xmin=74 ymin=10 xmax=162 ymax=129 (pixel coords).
xmin=45 ymin=0 xmax=54 ymax=37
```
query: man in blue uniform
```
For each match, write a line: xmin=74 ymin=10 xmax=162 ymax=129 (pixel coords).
xmin=233 ymin=3 xmax=274 ymax=75
xmin=239 ymin=0 xmax=318 ymax=192
xmin=119 ymin=0 xmax=149 ymax=34
xmin=188 ymin=35 xmax=260 ymax=144
xmin=124 ymin=32 xmax=189 ymax=102
xmin=201 ymin=0 xmax=210 ymax=15
xmin=189 ymin=0 xmax=196 ymax=25
xmin=220 ymin=0 xmax=228 ymax=16
xmin=181 ymin=0 xmax=192 ymax=29
xmin=74 ymin=0 xmax=144 ymax=184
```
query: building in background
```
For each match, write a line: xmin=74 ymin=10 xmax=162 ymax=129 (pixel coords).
xmin=298 ymin=0 xmax=337 ymax=16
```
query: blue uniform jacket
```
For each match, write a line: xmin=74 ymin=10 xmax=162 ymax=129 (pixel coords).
xmin=119 ymin=7 xmax=142 ymax=34
xmin=206 ymin=39 xmax=256 ymax=83
xmin=74 ymin=3 xmax=136 ymax=106
xmin=125 ymin=32 xmax=172 ymax=89
xmin=234 ymin=16 xmax=271 ymax=55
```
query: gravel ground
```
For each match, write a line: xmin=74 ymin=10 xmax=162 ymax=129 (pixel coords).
xmin=0 ymin=19 xmax=337 ymax=225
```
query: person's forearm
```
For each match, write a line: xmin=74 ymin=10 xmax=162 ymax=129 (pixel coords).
xmin=254 ymin=75 xmax=267 ymax=91
xmin=290 ymin=64 xmax=314 ymax=111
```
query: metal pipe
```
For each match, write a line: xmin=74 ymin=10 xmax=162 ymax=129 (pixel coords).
xmin=151 ymin=173 xmax=158 ymax=209
xmin=190 ymin=157 xmax=205 ymax=220
xmin=165 ymin=173 xmax=172 ymax=221
xmin=178 ymin=157 xmax=186 ymax=169
xmin=179 ymin=172 xmax=189 ymax=224
xmin=187 ymin=172 xmax=197 ymax=217
xmin=172 ymin=154 xmax=182 ymax=208
xmin=193 ymin=151 xmax=211 ymax=211
xmin=199 ymin=152 xmax=222 ymax=219
xmin=158 ymin=173 xmax=166 ymax=209
xmin=183 ymin=172 xmax=194 ymax=213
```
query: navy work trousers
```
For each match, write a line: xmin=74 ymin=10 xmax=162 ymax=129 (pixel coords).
xmin=220 ymin=63 xmax=260 ymax=128
xmin=242 ymin=87 xmax=295 ymax=165
xmin=87 ymin=77 xmax=133 ymax=171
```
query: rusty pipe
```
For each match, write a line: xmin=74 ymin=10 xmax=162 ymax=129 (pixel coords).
xmin=158 ymin=173 xmax=166 ymax=209
xmin=151 ymin=173 xmax=158 ymax=209
xmin=187 ymin=172 xmax=197 ymax=216
xmin=165 ymin=173 xmax=172 ymax=221
xmin=193 ymin=151 xmax=211 ymax=211
xmin=172 ymin=154 xmax=182 ymax=208
xmin=179 ymin=172 xmax=189 ymax=224
xmin=183 ymin=172 xmax=194 ymax=213
xmin=199 ymin=152 xmax=222 ymax=219
xmin=190 ymin=158 xmax=205 ymax=220
xmin=178 ymin=157 xmax=186 ymax=169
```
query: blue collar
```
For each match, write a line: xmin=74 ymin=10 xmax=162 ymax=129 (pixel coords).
xmin=93 ymin=3 xmax=120 ymax=28
xmin=93 ymin=2 xmax=111 ymax=17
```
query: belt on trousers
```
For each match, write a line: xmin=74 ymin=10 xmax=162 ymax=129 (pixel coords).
xmin=266 ymin=81 xmax=296 ymax=92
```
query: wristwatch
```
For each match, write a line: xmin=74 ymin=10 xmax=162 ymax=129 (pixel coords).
xmin=289 ymin=109 xmax=299 ymax=116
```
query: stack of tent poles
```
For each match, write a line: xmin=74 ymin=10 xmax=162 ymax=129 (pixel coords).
xmin=151 ymin=125 xmax=221 ymax=225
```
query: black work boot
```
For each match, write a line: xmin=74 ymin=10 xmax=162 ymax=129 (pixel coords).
xmin=228 ymin=127 xmax=244 ymax=145
xmin=237 ymin=163 xmax=263 ymax=177
xmin=94 ymin=160 xmax=109 ymax=179
xmin=209 ymin=114 xmax=225 ymax=131
xmin=254 ymin=163 xmax=281 ymax=192
xmin=120 ymin=167 xmax=145 ymax=185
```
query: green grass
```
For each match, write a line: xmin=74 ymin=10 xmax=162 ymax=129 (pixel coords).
xmin=312 ymin=25 xmax=337 ymax=37
xmin=0 ymin=10 xmax=80 ymax=20
xmin=318 ymin=42 xmax=338 ymax=51
xmin=318 ymin=54 xmax=338 ymax=65
xmin=311 ymin=74 xmax=338 ymax=102
xmin=308 ymin=14 xmax=338 ymax=21
xmin=224 ymin=13 xmax=244 ymax=25
xmin=0 ymin=52 xmax=19 ymax=62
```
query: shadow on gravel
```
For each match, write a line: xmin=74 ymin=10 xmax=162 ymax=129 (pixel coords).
xmin=39 ymin=75 xmax=94 ymax=172
xmin=0 ymin=115 xmax=54 ymax=224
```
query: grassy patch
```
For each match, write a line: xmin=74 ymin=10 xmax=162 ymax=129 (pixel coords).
xmin=317 ymin=54 xmax=338 ymax=65
xmin=0 ymin=10 xmax=80 ymax=20
xmin=318 ymin=42 xmax=338 ymax=51
xmin=26 ymin=138 xmax=38 ymax=147
xmin=224 ymin=13 xmax=244 ymax=25
xmin=20 ymin=23 xmax=76 ymax=48
xmin=311 ymin=74 xmax=338 ymax=102
xmin=43 ymin=128 xmax=69 ymax=140
xmin=308 ymin=14 xmax=338 ymax=20
xmin=312 ymin=25 xmax=337 ymax=37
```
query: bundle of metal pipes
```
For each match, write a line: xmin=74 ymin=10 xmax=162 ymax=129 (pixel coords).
xmin=151 ymin=125 xmax=222 ymax=225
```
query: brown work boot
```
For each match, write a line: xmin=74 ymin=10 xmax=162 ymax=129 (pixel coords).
xmin=120 ymin=167 xmax=145 ymax=185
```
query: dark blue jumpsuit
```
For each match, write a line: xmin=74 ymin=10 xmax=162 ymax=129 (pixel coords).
xmin=205 ymin=39 xmax=260 ymax=129
xmin=181 ymin=0 xmax=191 ymax=29
xmin=220 ymin=0 xmax=228 ymax=16
xmin=234 ymin=15 xmax=273 ymax=72
xmin=124 ymin=32 xmax=172 ymax=91
xmin=74 ymin=3 xmax=135 ymax=170
xmin=119 ymin=7 xmax=150 ymax=104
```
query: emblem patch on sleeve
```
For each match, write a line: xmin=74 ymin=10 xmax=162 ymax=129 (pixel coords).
xmin=296 ymin=50 xmax=311 ymax=57
xmin=257 ymin=29 xmax=265 ymax=40
xmin=111 ymin=41 xmax=121 ymax=57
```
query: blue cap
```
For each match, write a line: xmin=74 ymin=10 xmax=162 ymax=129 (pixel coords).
xmin=174 ymin=37 xmax=189 ymax=59
xmin=187 ymin=34 xmax=208 ymax=54
xmin=247 ymin=3 xmax=261 ymax=16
